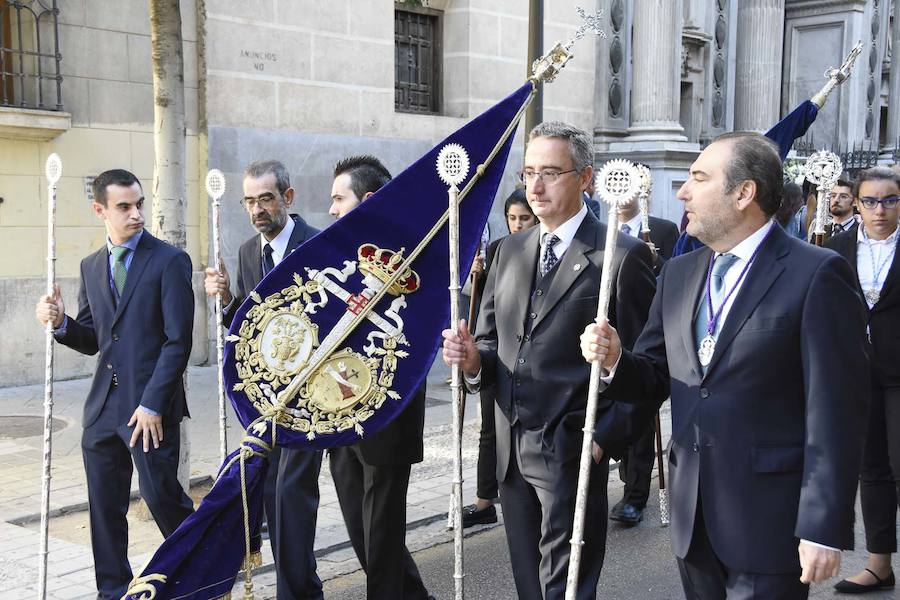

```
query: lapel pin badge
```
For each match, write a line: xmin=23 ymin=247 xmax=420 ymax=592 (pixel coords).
xmin=573 ymin=263 xmax=582 ymax=271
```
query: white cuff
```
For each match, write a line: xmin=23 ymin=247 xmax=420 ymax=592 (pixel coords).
xmin=599 ymin=349 xmax=623 ymax=383
xmin=800 ymin=539 xmax=839 ymax=552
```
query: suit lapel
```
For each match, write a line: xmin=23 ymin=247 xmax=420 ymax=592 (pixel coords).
xmin=504 ymin=228 xmax=540 ymax=335
xmin=874 ymin=239 xmax=900 ymax=307
xmin=112 ymin=232 xmax=154 ymax=326
xmin=286 ymin=214 xmax=311 ymax=253
xmin=531 ymin=217 xmax=595 ymax=330
xmin=88 ymin=247 xmax=116 ymax=318
xmin=703 ymin=227 xmax=788 ymax=377
xmin=679 ymin=247 xmax=712 ymax=379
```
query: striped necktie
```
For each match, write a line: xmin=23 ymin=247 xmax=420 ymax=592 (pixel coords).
xmin=110 ymin=246 xmax=130 ymax=295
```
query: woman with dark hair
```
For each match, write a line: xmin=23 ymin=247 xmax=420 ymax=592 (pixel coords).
xmin=461 ymin=187 xmax=537 ymax=527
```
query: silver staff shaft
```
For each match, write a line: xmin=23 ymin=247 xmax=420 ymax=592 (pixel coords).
xmin=812 ymin=187 xmax=833 ymax=246
xmin=564 ymin=202 xmax=619 ymax=600
xmin=38 ymin=178 xmax=58 ymax=600
xmin=212 ymin=198 xmax=228 ymax=463
xmin=447 ymin=182 xmax=465 ymax=600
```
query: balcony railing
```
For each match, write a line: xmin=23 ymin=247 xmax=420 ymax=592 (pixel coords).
xmin=1 ymin=0 xmax=62 ymax=111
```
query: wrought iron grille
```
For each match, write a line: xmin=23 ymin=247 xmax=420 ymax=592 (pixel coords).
xmin=792 ymin=135 xmax=881 ymax=177
xmin=1 ymin=0 xmax=63 ymax=110
xmin=395 ymin=8 xmax=440 ymax=114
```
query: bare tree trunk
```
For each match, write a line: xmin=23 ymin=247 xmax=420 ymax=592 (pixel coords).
xmin=149 ymin=0 xmax=190 ymax=493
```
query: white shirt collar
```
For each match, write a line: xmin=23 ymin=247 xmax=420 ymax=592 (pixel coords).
xmin=261 ymin=215 xmax=295 ymax=265
xmin=619 ymin=212 xmax=643 ymax=238
xmin=722 ymin=220 xmax=775 ymax=263
xmin=857 ymin=223 xmax=899 ymax=245
xmin=539 ymin=203 xmax=587 ymax=248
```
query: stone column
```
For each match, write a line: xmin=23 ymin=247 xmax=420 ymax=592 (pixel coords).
xmin=734 ymin=0 xmax=785 ymax=131
xmin=887 ymin=0 xmax=900 ymax=147
xmin=627 ymin=0 xmax=686 ymax=140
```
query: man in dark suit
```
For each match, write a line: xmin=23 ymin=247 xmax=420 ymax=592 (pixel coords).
xmin=443 ymin=122 xmax=657 ymax=599
xmin=204 ymin=160 xmax=323 ymax=600
xmin=828 ymin=177 xmax=859 ymax=238
xmin=35 ymin=169 xmax=194 ymax=599
xmin=827 ymin=167 xmax=900 ymax=594
xmin=611 ymin=181 xmax=680 ymax=524
xmin=582 ymin=132 xmax=869 ymax=598
xmin=326 ymin=155 xmax=432 ymax=600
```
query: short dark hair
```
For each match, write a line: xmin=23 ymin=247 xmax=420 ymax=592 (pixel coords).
xmin=333 ymin=155 xmax=392 ymax=199
xmin=92 ymin=169 xmax=141 ymax=206
xmin=853 ymin=166 xmax=900 ymax=197
xmin=834 ymin=173 xmax=854 ymax=191
xmin=503 ymin=187 xmax=532 ymax=217
xmin=245 ymin=159 xmax=291 ymax=196
xmin=714 ymin=131 xmax=782 ymax=217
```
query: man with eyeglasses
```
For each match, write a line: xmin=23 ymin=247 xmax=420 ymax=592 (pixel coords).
xmin=827 ymin=166 xmax=900 ymax=595
xmin=203 ymin=160 xmax=324 ymax=600
xmin=829 ymin=177 xmax=859 ymax=237
xmin=442 ymin=121 xmax=656 ymax=599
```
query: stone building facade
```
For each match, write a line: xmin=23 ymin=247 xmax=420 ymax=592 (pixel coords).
xmin=0 ymin=0 xmax=897 ymax=386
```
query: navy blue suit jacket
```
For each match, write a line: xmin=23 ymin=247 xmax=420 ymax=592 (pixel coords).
xmin=605 ymin=225 xmax=868 ymax=573
xmin=57 ymin=231 xmax=194 ymax=428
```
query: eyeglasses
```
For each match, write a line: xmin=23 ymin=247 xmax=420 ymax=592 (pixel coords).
xmin=858 ymin=195 xmax=900 ymax=210
xmin=519 ymin=169 xmax=578 ymax=185
xmin=831 ymin=193 xmax=853 ymax=202
xmin=241 ymin=193 xmax=281 ymax=209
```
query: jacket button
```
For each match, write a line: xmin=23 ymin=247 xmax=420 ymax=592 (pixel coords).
xmin=700 ymin=388 xmax=709 ymax=399
xmin=518 ymin=358 xmax=525 ymax=364
xmin=529 ymin=312 xmax=537 ymax=319
xmin=535 ymin=289 xmax=543 ymax=296
xmin=524 ymin=334 xmax=530 ymax=342
xmin=516 ymin=334 xmax=522 ymax=342
xmin=112 ymin=334 xmax=119 ymax=341
xmin=692 ymin=443 xmax=700 ymax=452
xmin=106 ymin=363 xmax=113 ymax=370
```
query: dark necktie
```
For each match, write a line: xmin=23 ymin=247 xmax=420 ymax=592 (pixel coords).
xmin=110 ymin=246 xmax=130 ymax=295
xmin=621 ymin=223 xmax=631 ymax=236
xmin=263 ymin=243 xmax=275 ymax=275
xmin=541 ymin=234 xmax=560 ymax=276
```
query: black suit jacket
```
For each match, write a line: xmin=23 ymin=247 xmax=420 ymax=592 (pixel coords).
xmin=647 ymin=216 xmax=679 ymax=261
xmin=826 ymin=228 xmax=900 ymax=386
xmin=606 ymin=225 xmax=868 ymax=573
xmin=57 ymin=231 xmax=194 ymax=428
xmin=475 ymin=210 xmax=657 ymax=481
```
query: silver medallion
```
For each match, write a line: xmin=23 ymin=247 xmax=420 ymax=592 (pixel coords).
xmin=698 ymin=334 xmax=716 ymax=367
xmin=865 ymin=288 xmax=881 ymax=305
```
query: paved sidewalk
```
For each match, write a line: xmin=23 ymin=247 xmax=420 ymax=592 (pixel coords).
xmin=0 ymin=362 xmax=672 ymax=599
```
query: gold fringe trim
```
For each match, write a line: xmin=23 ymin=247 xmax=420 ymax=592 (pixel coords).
xmin=241 ymin=551 xmax=262 ymax=572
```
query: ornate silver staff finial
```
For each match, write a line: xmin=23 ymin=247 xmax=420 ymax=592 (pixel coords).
xmin=804 ymin=150 xmax=843 ymax=237
xmin=45 ymin=153 xmax=62 ymax=186
xmin=811 ymin=41 xmax=863 ymax=108
xmin=436 ymin=143 xmax=470 ymax=189
xmin=531 ymin=6 xmax=605 ymax=84
xmin=205 ymin=168 xmax=226 ymax=203
xmin=596 ymin=159 xmax=640 ymax=208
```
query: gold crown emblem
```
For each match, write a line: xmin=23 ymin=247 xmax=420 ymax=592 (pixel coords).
xmin=358 ymin=244 xmax=420 ymax=295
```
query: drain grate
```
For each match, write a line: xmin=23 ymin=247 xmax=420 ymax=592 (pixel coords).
xmin=0 ymin=415 xmax=68 ymax=439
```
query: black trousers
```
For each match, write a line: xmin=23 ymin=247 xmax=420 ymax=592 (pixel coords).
xmin=476 ymin=384 xmax=499 ymax=500
xmin=81 ymin=410 xmax=193 ymax=600
xmin=859 ymin=383 xmax=900 ymax=554
xmin=329 ymin=445 xmax=428 ymax=600
xmin=618 ymin=419 xmax=655 ymax=508
xmin=677 ymin=501 xmax=809 ymax=600
xmin=499 ymin=429 xmax=608 ymax=600
xmin=274 ymin=448 xmax=324 ymax=600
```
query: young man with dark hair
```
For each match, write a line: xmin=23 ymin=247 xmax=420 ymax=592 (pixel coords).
xmin=582 ymin=131 xmax=868 ymax=599
xmin=35 ymin=169 xmax=195 ymax=599
xmin=829 ymin=177 xmax=858 ymax=236
xmin=326 ymin=154 xmax=433 ymax=600
xmin=204 ymin=159 xmax=324 ymax=600
xmin=828 ymin=166 xmax=900 ymax=594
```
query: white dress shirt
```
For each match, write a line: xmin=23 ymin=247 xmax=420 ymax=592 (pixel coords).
xmin=262 ymin=214 xmax=295 ymax=266
xmin=856 ymin=224 xmax=899 ymax=309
